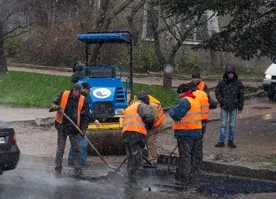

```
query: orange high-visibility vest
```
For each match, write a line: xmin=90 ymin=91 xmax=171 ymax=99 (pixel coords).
xmin=197 ymin=81 xmax=205 ymax=91
xmin=55 ymin=90 xmax=85 ymax=127
xmin=192 ymin=90 xmax=210 ymax=120
xmin=122 ymin=101 xmax=147 ymax=135
xmin=173 ymin=97 xmax=202 ymax=130
xmin=149 ymin=95 xmax=165 ymax=128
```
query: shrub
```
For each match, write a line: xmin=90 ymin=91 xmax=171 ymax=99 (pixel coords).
xmin=4 ymin=37 xmax=21 ymax=55
xmin=133 ymin=44 xmax=160 ymax=72
xmin=177 ymin=56 xmax=201 ymax=74
xmin=17 ymin=22 xmax=83 ymax=67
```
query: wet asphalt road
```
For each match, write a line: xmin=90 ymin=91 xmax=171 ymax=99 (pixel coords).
xmin=1 ymin=155 xmax=276 ymax=199
xmin=0 ymin=168 xmax=186 ymax=199
xmin=2 ymin=112 xmax=276 ymax=199
xmin=0 ymin=155 xmax=188 ymax=199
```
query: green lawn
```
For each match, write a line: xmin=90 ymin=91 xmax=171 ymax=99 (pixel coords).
xmin=0 ymin=71 xmax=178 ymax=108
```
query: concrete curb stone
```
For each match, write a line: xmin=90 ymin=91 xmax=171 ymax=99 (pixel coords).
xmin=157 ymin=154 xmax=276 ymax=181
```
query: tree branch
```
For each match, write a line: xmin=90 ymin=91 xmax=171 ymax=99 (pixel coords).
xmin=3 ymin=22 xmax=34 ymax=40
xmin=126 ymin=0 xmax=146 ymax=44
xmin=109 ymin=0 xmax=134 ymax=19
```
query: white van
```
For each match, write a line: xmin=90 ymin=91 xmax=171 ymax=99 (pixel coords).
xmin=263 ymin=61 xmax=276 ymax=100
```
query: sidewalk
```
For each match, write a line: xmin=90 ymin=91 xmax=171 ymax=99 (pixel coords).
xmin=0 ymin=105 xmax=54 ymax=122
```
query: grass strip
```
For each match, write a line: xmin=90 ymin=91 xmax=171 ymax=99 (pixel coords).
xmin=0 ymin=71 xmax=178 ymax=108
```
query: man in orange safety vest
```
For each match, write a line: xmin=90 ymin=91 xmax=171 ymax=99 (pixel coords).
xmin=122 ymin=93 xmax=154 ymax=189
xmin=50 ymin=83 xmax=89 ymax=178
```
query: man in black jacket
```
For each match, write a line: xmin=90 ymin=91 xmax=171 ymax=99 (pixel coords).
xmin=50 ymin=83 xmax=89 ymax=177
xmin=215 ymin=66 xmax=244 ymax=148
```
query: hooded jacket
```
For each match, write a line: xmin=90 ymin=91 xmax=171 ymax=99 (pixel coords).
xmin=215 ymin=67 xmax=244 ymax=111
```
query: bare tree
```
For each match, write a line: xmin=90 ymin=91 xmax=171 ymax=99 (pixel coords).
xmin=126 ymin=0 xmax=146 ymax=45
xmin=147 ymin=1 xmax=216 ymax=89
xmin=76 ymin=0 xmax=135 ymax=63
xmin=0 ymin=0 xmax=34 ymax=74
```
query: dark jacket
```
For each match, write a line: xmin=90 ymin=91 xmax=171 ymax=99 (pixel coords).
xmin=123 ymin=101 xmax=155 ymax=147
xmin=215 ymin=68 xmax=244 ymax=111
xmin=81 ymin=92 xmax=96 ymax=123
xmin=53 ymin=91 xmax=90 ymax=135
xmin=169 ymin=91 xmax=202 ymax=139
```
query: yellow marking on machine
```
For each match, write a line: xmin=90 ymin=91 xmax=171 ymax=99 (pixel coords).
xmin=87 ymin=116 xmax=123 ymax=130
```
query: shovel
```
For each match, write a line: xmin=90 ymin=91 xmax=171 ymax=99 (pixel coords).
xmin=50 ymin=107 xmax=117 ymax=170
xmin=106 ymin=158 xmax=127 ymax=178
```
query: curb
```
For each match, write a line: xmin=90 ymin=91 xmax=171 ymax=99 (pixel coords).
xmin=157 ymin=154 xmax=276 ymax=181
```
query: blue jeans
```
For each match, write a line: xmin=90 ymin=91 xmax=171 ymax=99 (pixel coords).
xmin=68 ymin=135 xmax=88 ymax=165
xmin=219 ymin=108 xmax=237 ymax=143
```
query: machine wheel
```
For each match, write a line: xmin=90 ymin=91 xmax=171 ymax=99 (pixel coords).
xmin=86 ymin=130 xmax=125 ymax=156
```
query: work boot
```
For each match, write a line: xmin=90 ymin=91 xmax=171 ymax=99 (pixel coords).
xmin=175 ymin=167 xmax=180 ymax=181
xmin=174 ymin=180 xmax=191 ymax=187
xmin=81 ymin=162 xmax=91 ymax=167
xmin=54 ymin=170 xmax=62 ymax=178
xmin=68 ymin=162 xmax=74 ymax=167
xmin=215 ymin=142 xmax=225 ymax=147
xmin=74 ymin=169 xmax=82 ymax=178
xmin=228 ymin=141 xmax=237 ymax=148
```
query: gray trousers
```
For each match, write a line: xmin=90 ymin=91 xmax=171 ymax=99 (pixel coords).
xmin=194 ymin=120 xmax=207 ymax=171
xmin=55 ymin=133 xmax=81 ymax=174
xmin=124 ymin=143 xmax=143 ymax=184
xmin=176 ymin=138 xmax=202 ymax=182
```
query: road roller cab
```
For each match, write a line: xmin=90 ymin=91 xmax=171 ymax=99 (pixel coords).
xmin=76 ymin=31 xmax=134 ymax=155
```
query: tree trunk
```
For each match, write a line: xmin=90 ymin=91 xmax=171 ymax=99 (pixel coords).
xmin=163 ymin=68 xmax=173 ymax=90
xmin=0 ymin=21 xmax=7 ymax=74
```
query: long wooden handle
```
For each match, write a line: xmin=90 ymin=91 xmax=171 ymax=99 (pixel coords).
xmin=59 ymin=110 xmax=116 ymax=170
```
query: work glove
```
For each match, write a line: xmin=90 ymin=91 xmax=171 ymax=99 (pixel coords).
xmin=209 ymin=98 xmax=218 ymax=109
xmin=49 ymin=105 xmax=61 ymax=112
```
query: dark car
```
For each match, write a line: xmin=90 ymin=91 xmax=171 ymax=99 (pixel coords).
xmin=0 ymin=127 xmax=20 ymax=175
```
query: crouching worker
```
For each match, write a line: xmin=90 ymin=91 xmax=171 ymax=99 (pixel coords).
xmin=169 ymin=83 xmax=202 ymax=186
xmin=122 ymin=94 xmax=154 ymax=189
xmin=50 ymin=83 xmax=89 ymax=178
xmin=137 ymin=91 xmax=165 ymax=165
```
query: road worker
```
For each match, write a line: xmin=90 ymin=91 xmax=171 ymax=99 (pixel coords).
xmin=50 ymin=83 xmax=89 ymax=178
xmin=137 ymin=91 xmax=165 ymax=164
xmin=122 ymin=93 xmax=154 ymax=189
xmin=188 ymin=82 xmax=210 ymax=172
xmin=169 ymin=83 xmax=202 ymax=186
xmin=191 ymin=72 xmax=209 ymax=93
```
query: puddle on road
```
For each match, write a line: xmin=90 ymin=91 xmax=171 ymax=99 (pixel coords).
xmin=88 ymin=167 xmax=276 ymax=199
